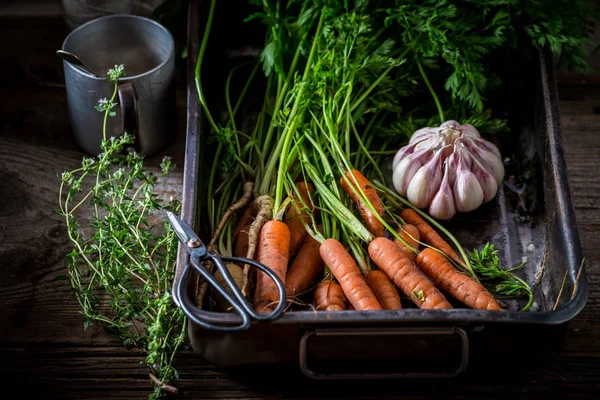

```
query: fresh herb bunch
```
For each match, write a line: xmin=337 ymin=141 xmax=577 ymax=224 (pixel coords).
xmin=468 ymin=242 xmax=534 ymax=311
xmin=384 ymin=0 xmax=598 ymax=116
xmin=59 ymin=65 xmax=186 ymax=399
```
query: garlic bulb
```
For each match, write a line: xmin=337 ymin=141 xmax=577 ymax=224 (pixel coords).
xmin=392 ymin=120 xmax=504 ymax=220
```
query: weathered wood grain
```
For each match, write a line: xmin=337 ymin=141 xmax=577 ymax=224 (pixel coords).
xmin=0 ymin=12 xmax=599 ymax=400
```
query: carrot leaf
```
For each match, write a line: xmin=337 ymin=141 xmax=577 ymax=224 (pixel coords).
xmin=468 ymin=243 xmax=533 ymax=311
xmin=413 ymin=289 xmax=425 ymax=301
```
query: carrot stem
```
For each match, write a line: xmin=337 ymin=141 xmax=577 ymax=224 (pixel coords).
xmin=350 ymin=116 xmax=385 ymax=184
xmin=262 ymin=10 xmax=324 ymax=199
xmin=415 ymin=53 xmax=444 ymax=124
xmin=303 ymin=161 xmax=373 ymax=244
xmin=372 ymin=179 xmax=476 ymax=281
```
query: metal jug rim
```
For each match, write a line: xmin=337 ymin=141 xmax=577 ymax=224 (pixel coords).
xmin=61 ymin=13 xmax=175 ymax=81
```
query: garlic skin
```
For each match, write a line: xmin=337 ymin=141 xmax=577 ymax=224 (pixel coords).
xmin=470 ymin=152 xmax=498 ymax=203
xmin=392 ymin=120 xmax=504 ymax=220
xmin=428 ymin=161 xmax=456 ymax=220
xmin=454 ymin=149 xmax=484 ymax=212
xmin=406 ymin=148 xmax=444 ymax=208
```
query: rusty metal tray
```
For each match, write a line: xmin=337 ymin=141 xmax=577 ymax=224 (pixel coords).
xmin=173 ymin=0 xmax=588 ymax=379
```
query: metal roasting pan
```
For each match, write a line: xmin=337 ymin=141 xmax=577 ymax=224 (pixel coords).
xmin=173 ymin=0 xmax=589 ymax=379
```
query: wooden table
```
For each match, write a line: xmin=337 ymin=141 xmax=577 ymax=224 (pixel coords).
xmin=1 ymin=12 xmax=599 ymax=400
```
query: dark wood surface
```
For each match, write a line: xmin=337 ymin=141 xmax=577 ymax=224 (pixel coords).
xmin=1 ymin=13 xmax=600 ymax=400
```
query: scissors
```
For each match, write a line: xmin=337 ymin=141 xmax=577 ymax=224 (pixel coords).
xmin=166 ymin=211 xmax=286 ymax=332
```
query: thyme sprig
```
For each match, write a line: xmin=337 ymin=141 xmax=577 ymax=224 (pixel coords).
xmin=59 ymin=65 xmax=186 ymax=399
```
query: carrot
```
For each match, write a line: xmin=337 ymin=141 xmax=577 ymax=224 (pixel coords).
xmin=394 ymin=224 xmax=420 ymax=262
xmin=285 ymin=182 xmax=316 ymax=257
xmin=234 ymin=203 xmax=254 ymax=258
xmin=253 ymin=220 xmax=290 ymax=313
xmin=368 ymin=237 xmax=453 ymax=309
xmin=286 ymin=225 xmax=325 ymax=297
xmin=416 ymin=248 xmax=502 ymax=311
xmin=314 ymin=280 xmax=347 ymax=311
xmin=400 ymin=208 xmax=465 ymax=267
xmin=365 ymin=270 xmax=402 ymax=310
xmin=340 ymin=169 xmax=385 ymax=237
xmin=319 ymin=238 xmax=382 ymax=310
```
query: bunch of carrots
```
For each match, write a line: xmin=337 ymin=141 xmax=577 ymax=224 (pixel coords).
xmin=194 ymin=0 xmax=521 ymax=314
xmin=254 ymin=169 xmax=502 ymax=312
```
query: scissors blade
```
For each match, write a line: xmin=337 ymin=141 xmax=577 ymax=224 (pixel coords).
xmin=165 ymin=211 xmax=203 ymax=253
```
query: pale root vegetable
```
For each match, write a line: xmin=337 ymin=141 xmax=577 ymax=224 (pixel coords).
xmin=242 ymin=195 xmax=274 ymax=296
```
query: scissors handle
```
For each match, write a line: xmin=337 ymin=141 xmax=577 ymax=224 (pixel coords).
xmin=218 ymin=255 xmax=287 ymax=322
xmin=174 ymin=262 xmax=252 ymax=332
xmin=172 ymin=251 xmax=287 ymax=331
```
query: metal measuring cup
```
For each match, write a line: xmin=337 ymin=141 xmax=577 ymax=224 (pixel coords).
xmin=61 ymin=14 xmax=176 ymax=156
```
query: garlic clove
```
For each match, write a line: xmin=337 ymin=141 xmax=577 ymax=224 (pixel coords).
xmin=428 ymin=162 xmax=456 ymax=220
xmin=393 ymin=142 xmax=416 ymax=170
xmin=393 ymin=133 xmax=440 ymax=169
xmin=406 ymin=149 xmax=444 ymax=208
xmin=394 ymin=136 xmax=448 ymax=196
xmin=460 ymin=144 xmax=474 ymax=169
xmin=440 ymin=120 xmax=461 ymax=130
xmin=470 ymin=155 xmax=498 ymax=203
xmin=414 ymin=135 xmax=439 ymax=151
xmin=466 ymin=140 xmax=505 ymax=185
xmin=453 ymin=152 xmax=484 ymax=213
xmin=409 ymin=127 xmax=438 ymax=144
xmin=468 ymin=136 xmax=502 ymax=159
xmin=393 ymin=154 xmax=424 ymax=196
xmin=445 ymin=152 xmax=459 ymax=186
xmin=461 ymin=124 xmax=481 ymax=138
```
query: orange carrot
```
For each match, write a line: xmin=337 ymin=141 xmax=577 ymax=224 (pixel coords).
xmin=416 ymin=248 xmax=502 ymax=311
xmin=314 ymin=280 xmax=347 ymax=311
xmin=365 ymin=270 xmax=402 ymax=310
xmin=234 ymin=203 xmax=254 ymax=258
xmin=319 ymin=238 xmax=382 ymax=310
xmin=400 ymin=208 xmax=465 ymax=267
xmin=340 ymin=169 xmax=385 ymax=237
xmin=253 ymin=220 xmax=290 ymax=313
xmin=286 ymin=225 xmax=325 ymax=297
xmin=368 ymin=237 xmax=453 ymax=309
xmin=394 ymin=224 xmax=420 ymax=262
xmin=285 ymin=182 xmax=317 ymax=257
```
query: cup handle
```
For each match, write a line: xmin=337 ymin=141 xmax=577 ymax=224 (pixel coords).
xmin=117 ymin=82 xmax=140 ymax=151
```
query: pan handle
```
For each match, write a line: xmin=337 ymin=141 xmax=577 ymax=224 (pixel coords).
xmin=299 ymin=327 xmax=469 ymax=380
